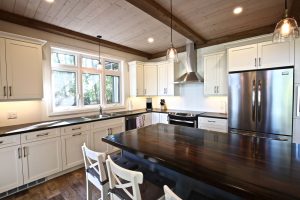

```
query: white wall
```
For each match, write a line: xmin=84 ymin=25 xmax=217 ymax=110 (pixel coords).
xmin=0 ymin=20 xmax=147 ymax=127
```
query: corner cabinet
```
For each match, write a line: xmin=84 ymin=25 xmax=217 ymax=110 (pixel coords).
xmin=228 ymin=40 xmax=294 ymax=72
xmin=0 ymin=37 xmax=44 ymax=100
xmin=203 ymin=52 xmax=227 ymax=95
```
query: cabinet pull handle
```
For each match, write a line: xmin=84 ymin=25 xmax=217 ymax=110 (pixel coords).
xmin=208 ymin=120 xmax=216 ymax=123
xmin=259 ymin=57 xmax=261 ymax=66
xmin=72 ymin=132 xmax=82 ymax=137
xmin=165 ymin=88 xmax=168 ymax=94
xmin=217 ymin=86 xmax=219 ymax=93
xmin=72 ymin=127 xmax=81 ymax=131
xmin=9 ymin=86 xmax=12 ymax=96
xmin=23 ymin=147 xmax=27 ymax=157
xmin=255 ymin=58 xmax=257 ymax=67
xmin=3 ymin=86 xmax=6 ymax=97
xmin=0 ymin=141 xmax=3 ymax=144
xmin=36 ymin=133 xmax=49 ymax=137
xmin=214 ymin=86 xmax=216 ymax=93
xmin=18 ymin=147 xmax=22 ymax=159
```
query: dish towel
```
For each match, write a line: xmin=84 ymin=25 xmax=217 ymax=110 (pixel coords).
xmin=136 ymin=115 xmax=145 ymax=128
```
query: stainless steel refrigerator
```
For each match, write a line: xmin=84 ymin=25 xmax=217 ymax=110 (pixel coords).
xmin=228 ymin=67 xmax=294 ymax=136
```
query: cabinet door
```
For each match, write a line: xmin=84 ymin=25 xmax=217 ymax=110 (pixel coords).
xmin=228 ymin=44 xmax=257 ymax=72
xmin=22 ymin=137 xmax=62 ymax=184
xmin=204 ymin=54 xmax=218 ymax=95
xmin=107 ymin=122 xmax=124 ymax=153
xmin=144 ymin=64 xmax=157 ymax=96
xmin=143 ymin=113 xmax=152 ymax=126
xmin=91 ymin=127 xmax=110 ymax=153
xmin=0 ymin=38 xmax=6 ymax=100
xmin=217 ymin=53 xmax=227 ymax=95
xmin=157 ymin=63 xmax=168 ymax=96
xmin=258 ymin=41 xmax=294 ymax=69
xmin=0 ymin=145 xmax=23 ymax=193
xmin=136 ymin=64 xmax=144 ymax=96
xmin=5 ymin=39 xmax=43 ymax=99
xmin=293 ymin=119 xmax=300 ymax=143
xmin=166 ymin=61 xmax=175 ymax=96
xmin=152 ymin=113 xmax=160 ymax=124
xmin=295 ymin=38 xmax=300 ymax=84
xmin=159 ymin=113 xmax=169 ymax=124
xmin=61 ymin=131 xmax=89 ymax=170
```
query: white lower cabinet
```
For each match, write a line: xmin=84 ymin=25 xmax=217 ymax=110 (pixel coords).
xmin=143 ymin=113 xmax=152 ymax=126
xmin=198 ymin=117 xmax=228 ymax=133
xmin=61 ymin=130 xmax=89 ymax=170
xmin=0 ymin=144 xmax=23 ymax=193
xmin=152 ymin=113 xmax=160 ymax=124
xmin=22 ymin=137 xmax=62 ymax=184
xmin=293 ymin=119 xmax=300 ymax=143
xmin=151 ymin=113 xmax=168 ymax=124
xmin=91 ymin=118 xmax=125 ymax=154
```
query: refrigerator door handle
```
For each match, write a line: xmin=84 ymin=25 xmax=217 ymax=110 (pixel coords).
xmin=257 ymin=80 xmax=262 ymax=122
xmin=252 ymin=80 xmax=256 ymax=121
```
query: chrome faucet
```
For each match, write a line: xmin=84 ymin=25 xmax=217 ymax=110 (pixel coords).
xmin=99 ymin=105 xmax=103 ymax=115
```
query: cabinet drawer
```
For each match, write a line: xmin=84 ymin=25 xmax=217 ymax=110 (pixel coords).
xmin=0 ymin=135 xmax=20 ymax=148
xmin=92 ymin=117 xmax=125 ymax=130
xmin=61 ymin=123 xmax=90 ymax=136
xmin=21 ymin=129 xmax=60 ymax=143
xmin=198 ymin=117 xmax=228 ymax=133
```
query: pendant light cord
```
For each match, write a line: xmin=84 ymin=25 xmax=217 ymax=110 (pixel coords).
xmin=284 ymin=0 xmax=288 ymax=17
xmin=170 ymin=0 xmax=173 ymax=46
xmin=97 ymin=35 xmax=102 ymax=64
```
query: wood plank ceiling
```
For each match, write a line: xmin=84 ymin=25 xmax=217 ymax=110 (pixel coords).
xmin=0 ymin=0 xmax=296 ymax=58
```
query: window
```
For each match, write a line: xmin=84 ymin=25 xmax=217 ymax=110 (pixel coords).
xmin=50 ymin=48 xmax=123 ymax=113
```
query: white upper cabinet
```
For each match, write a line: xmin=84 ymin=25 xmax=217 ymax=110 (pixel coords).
xmin=143 ymin=63 xmax=157 ymax=96
xmin=258 ymin=41 xmax=294 ymax=69
xmin=129 ymin=61 xmax=144 ymax=97
xmin=295 ymin=38 xmax=300 ymax=84
xmin=157 ymin=61 xmax=177 ymax=96
xmin=204 ymin=52 xmax=227 ymax=95
xmin=0 ymin=38 xmax=43 ymax=100
xmin=228 ymin=40 xmax=294 ymax=72
xmin=228 ymin=44 xmax=257 ymax=72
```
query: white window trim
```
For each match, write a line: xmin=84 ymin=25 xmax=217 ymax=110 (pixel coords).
xmin=48 ymin=46 xmax=125 ymax=116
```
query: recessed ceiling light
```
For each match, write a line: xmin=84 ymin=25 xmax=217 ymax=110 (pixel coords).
xmin=147 ymin=37 xmax=154 ymax=43
xmin=233 ymin=6 xmax=243 ymax=15
xmin=45 ymin=0 xmax=54 ymax=3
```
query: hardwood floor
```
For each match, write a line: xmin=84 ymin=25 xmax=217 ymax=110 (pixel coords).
xmin=4 ymin=168 xmax=101 ymax=200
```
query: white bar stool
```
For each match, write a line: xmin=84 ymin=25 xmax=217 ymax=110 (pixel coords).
xmin=82 ymin=143 xmax=109 ymax=200
xmin=163 ymin=185 xmax=182 ymax=200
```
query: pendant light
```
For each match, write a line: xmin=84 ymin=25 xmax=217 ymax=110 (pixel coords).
xmin=166 ymin=0 xmax=178 ymax=62
xmin=96 ymin=35 xmax=102 ymax=69
xmin=273 ymin=0 xmax=299 ymax=42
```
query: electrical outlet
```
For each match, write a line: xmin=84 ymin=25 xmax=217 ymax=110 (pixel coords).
xmin=7 ymin=112 xmax=17 ymax=119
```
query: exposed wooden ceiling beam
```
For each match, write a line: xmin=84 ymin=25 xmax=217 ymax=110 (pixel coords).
xmin=290 ymin=0 xmax=300 ymax=22
xmin=150 ymin=24 xmax=275 ymax=59
xmin=0 ymin=10 xmax=151 ymax=58
xmin=123 ymin=0 xmax=206 ymax=45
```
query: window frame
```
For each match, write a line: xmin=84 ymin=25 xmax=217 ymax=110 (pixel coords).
xmin=49 ymin=47 xmax=124 ymax=116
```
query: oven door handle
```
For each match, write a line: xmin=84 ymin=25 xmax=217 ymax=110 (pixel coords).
xmin=168 ymin=118 xmax=195 ymax=124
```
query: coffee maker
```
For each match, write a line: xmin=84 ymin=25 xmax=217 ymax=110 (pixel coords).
xmin=146 ymin=98 xmax=152 ymax=111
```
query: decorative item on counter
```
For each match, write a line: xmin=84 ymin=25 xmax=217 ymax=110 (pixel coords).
xmin=160 ymin=99 xmax=167 ymax=110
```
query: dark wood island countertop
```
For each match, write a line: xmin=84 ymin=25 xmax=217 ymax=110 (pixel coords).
xmin=102 ymin=123 xmax=300 ymax=200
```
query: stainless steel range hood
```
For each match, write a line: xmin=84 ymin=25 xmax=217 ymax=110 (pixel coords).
xmin=174 ymin=42 xmax=203 ymax=84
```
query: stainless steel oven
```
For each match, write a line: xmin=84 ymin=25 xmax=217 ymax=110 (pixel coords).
xmin=168 ymin=112 xmax=198 ymax=128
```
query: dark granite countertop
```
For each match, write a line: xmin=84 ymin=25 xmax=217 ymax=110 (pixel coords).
xmin=0 ymin=109 xmax=227 ymax=137
xmin=103 ymin=123 xmax=300 ymax=200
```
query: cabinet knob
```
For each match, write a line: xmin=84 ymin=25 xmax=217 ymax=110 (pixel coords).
xmin=9 ymin=86 xmax=12 ymax=97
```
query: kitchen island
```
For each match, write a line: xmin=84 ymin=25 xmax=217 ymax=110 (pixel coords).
xmin=102 ymin=123 xmax=300 ymax=200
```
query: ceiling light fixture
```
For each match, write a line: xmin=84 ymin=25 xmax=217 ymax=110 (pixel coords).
xmin=96 ymin=35 xmax=102 ymax=69
xmin=233 ymin=6 xmax=243 ymax=15
xmin=166 ymin=0 xmax=178 ymax=62
xmin=45 ymin=0 xmax=54 ymax=3
xmin=147 ymin=37 xmax=154 ymax=43
xmin=273 ymin=0 xmax=299 ymax=42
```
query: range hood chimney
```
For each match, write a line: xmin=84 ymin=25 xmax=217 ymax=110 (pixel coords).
xmin=174 ymin=42 xmax=203 ymax=83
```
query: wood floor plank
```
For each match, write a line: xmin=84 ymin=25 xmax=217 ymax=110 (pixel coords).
xmin=3 ymin=168 xmax=101 ymax=200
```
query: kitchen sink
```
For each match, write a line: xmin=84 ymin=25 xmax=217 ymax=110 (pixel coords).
xmin=82 ymin=112 xmax=122 ymax=120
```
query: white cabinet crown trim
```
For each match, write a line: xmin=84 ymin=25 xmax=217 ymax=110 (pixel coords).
xmin=0 ymin=31 xmax=46 ymax=46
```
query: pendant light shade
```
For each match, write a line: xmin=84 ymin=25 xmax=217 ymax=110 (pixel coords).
xmin=273 ymin=0 xmax=299 ymax=42
xmin=166 ymin=0 xmax=178 ymax=62
xmin=96 ymin=35 xmax=102 ymax=69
